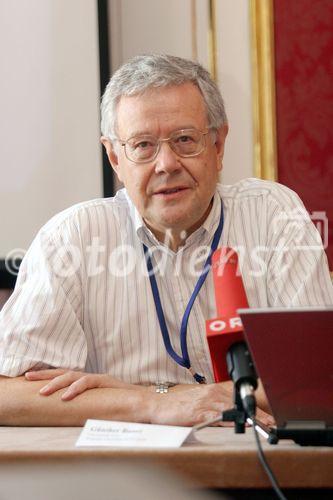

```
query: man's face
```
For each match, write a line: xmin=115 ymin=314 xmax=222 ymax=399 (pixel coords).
xmin=102 ymin=82 xmax=228 ymax=242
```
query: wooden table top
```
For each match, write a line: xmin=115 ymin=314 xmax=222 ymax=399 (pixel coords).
xmin=0 ymin=426 xmax=332 ymax=489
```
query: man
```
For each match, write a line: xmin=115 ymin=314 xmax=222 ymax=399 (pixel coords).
xmin=0 ymin=54 xmax=332 ymax=427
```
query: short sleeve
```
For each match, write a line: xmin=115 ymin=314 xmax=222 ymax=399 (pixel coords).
xmin=0 ymin=220 xmax=87 ymax=377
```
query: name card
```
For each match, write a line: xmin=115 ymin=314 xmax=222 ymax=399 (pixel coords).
xmin=76 ymin=419 xmax=194 ymax=448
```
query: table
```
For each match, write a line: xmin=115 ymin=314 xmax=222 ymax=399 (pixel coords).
xmin=0 ymin=426 xmax=332 ymax=490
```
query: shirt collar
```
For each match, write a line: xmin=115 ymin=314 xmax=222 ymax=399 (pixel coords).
xmin=126 ymin=189 xmax=222 ymax=250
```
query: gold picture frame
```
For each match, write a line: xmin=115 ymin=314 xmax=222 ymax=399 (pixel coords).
xmin=250 ymin=0 xmax=278 ymax=180
xmin=208 ymin=0 xmax=217 ymax=81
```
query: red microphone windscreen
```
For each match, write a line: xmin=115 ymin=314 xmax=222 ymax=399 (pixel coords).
xmin=212 ymin=247 xmax=249 ymax=317
xmin=206 ymin=247 xmax=249 ymax=382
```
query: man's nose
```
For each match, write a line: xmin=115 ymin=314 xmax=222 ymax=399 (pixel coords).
xmin=154 ymin=141 xmax=182 ymax=174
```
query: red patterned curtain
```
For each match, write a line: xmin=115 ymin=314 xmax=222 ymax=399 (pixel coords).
xmin=273 ymin=0 xmax=333 ymax=269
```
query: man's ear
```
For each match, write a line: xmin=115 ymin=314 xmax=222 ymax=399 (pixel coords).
xmin=100 ymin=136 xmax=123 ymax=181
xmin=214 ymin=124 xmax=228 ymax=171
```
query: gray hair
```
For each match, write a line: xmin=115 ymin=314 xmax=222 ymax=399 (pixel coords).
xmin=101 ymin=54 xmax=227 ymax=140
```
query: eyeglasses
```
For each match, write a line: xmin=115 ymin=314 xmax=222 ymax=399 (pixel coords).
xmin=118 ymin=128 xmax=211 ymax=164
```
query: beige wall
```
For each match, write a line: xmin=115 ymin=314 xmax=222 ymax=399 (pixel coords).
xmin=108 ymin=0 xmax=254 ymax=185
xmin=215 ymin=0 xmax=253 ymax=184
xmin=0 ymin=0 xmax=102 ymax=258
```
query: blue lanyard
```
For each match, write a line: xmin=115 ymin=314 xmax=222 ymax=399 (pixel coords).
xmin=143 ymin=201 xmax=224 ymax=384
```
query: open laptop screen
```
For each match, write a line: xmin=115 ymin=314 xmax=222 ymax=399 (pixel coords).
xmin=238 ymin=307 xmax=333 ymax=428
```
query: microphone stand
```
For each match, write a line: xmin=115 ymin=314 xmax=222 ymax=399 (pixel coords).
xmin=215 ymin=342 xmax=289 ymax=499
xmin=221 ymin=386 xmax=248 ymax=433
xmin=221 ymin=341 xmax=258 ymax=434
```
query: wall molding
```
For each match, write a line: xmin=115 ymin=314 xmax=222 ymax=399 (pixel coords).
xmin=250 ymin=0 xmax=277 ymax=181
xmin=208 ymin=0 xmax=217 ymax=81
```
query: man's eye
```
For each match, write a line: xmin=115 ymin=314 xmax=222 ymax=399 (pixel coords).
xmin=177 ymin=135 xmax=194 ymax=143
xmin=133 ymin=141 xmax=154 ymax=150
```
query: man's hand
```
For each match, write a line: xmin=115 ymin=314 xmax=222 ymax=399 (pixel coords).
xmin=150 ymin=384 xmax=275 ymax=427
xmin=150 ymin=384 xmax=229 ymax=426
xmin=25 ymin=368 xmax=146 ymax=400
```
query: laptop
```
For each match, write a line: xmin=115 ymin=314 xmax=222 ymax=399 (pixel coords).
xmin=238 ymin=307 xmax=333 ymax=444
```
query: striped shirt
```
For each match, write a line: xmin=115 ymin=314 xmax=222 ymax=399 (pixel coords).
xmin=0 ymin=178 xmax=332 ymax=382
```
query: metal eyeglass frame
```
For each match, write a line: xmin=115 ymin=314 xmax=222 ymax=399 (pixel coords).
xmin=118 ymin=128 xmax=212 ymax=164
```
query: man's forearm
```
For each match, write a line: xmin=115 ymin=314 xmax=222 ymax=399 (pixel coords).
xmin=0 ymin=376 xmax=273 ymax=427
xmin=0 ymin=376 xmax=152 ymax=426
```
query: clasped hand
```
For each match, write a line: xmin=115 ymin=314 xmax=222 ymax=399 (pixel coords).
xmin=25 ymin=368 xmax=141 ymax=400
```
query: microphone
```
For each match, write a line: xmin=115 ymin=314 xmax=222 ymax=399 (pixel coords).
xmin=206 ymin=247 xmax=258 ymax=417
xmin=226 ymin=341 xmax=257 ymax=417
